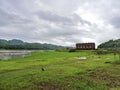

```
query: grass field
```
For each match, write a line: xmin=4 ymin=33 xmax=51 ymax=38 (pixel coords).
xmin=0 ymin=51 xmax=120 ymax=90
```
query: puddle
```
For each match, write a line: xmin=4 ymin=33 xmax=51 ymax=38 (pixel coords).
xmin=93 ymin=58 xmax=101 ymax=60
xmin=75 ymin=56 xmax=87 ymax=60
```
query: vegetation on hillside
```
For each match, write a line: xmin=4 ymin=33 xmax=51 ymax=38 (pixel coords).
xmin=0 ymin=39 xmax=66 ymax=50
xmin=98 ymin=39 xmax=120 ymax=49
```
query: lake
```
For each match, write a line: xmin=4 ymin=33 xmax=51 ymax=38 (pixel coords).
xmin=0 ymin=50 xmax=33 ymax=60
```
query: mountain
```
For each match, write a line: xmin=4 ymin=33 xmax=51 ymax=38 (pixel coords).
xmin=98 ymin=39 xmax=120 ymax=49
xmin=8 ymin=39 xmax=25 ymax=45
xmin=0 ymin=39 xmax=8 ymax=46
xmin=0 ymin=39 xmax=66 ymax=50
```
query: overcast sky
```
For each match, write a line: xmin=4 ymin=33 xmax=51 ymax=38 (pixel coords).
xmin=0 ymin=0 xmax=120 ymax=46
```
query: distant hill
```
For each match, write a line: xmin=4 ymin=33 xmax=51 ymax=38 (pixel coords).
xmin=98 ymin=39 xmax=120 ymax=49
xmin=0 ymin=39 xmax=66 ymax=50
xmin=8 ymin=39 xmax=24 ymax=45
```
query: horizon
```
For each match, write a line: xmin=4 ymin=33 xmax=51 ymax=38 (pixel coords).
xmin=0 ymin=0 xmax=120 ymax=47
xmin=1 ymin=38 xmax=119 ymax=48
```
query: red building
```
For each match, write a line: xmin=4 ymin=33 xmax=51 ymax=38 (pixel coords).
xmin=76 ymin=43 xmax=95 ymax=50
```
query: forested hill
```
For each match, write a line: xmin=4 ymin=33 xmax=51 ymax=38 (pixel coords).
xmin=98 ymin=39 xmax=120 ymax=49
xmin=0 ymin=39 xmax=66 ymax=50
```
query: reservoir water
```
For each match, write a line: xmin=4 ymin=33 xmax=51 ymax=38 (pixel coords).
xmin=0 ymin=50 xmax=33 ymax=60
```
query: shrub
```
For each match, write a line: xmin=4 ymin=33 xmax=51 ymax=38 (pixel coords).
xmin=95 ymin=49 xmax=110 ymax=55
xmin=69 ymin=49 xmax=76 ymax=52
xmin=113 ymin=60 xmax=120 ymax=64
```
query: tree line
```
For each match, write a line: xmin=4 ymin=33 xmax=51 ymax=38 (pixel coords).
xmin=98 ymin=39 xmax=120 ymax=49
xmin=0 ymin=39 xmax=65 ymax=50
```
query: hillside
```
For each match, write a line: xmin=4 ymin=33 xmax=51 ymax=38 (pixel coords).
xmin=0 ymin=39 xmax=65 ymax=50
xmin=98 ymin=39 xmax=120 ymax=49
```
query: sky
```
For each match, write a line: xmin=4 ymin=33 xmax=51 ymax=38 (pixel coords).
xmin=0 ymin=0 xmax=120 ymax=47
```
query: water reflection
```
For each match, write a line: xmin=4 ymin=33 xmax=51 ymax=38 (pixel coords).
xmin=0 ymin=50 xmax=33 ymax=60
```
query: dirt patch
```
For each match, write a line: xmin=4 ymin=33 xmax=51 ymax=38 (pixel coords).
xmin=85 ymin=66 xmax=120 ymax=88
xmin=23 ymin=82 xmax=70 ymax=90
xmin=40 ymin=83 xmax=68 ymax=90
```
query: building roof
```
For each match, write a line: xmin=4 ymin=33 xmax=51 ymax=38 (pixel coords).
xmin=76 ymin=43 xmax=95 ymax=45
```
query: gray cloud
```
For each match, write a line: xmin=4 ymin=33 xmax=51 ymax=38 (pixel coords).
xmin=36 ymin=10 xmax=91 ymax=26
xmin=110 ymin=16 xmax=120 ymax=28
xmin=0 ymin=8 xmax=33 ymax=27
xmin=0 ymin=0 xmax=120 ymax=46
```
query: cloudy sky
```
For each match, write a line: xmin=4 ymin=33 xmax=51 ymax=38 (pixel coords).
xmin=0 ymin=0 xmax=120 ymax=46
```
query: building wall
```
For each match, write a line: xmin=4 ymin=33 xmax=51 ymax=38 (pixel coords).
xmin=76 ymin=43 xmax=95 ymax=50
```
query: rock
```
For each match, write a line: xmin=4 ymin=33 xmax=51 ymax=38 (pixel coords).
xmin=41 ymin=68 xmax=45 ymax=71
xmin=105 ymin=61 xmax=111 ymax=64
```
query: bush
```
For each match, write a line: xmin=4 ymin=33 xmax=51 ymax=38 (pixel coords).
xmin=113 ymin=60 xmax=120 ymax=64
xmin=69 ymin=49 xmax=76 ymax=52
xmin=95 ymin=49 xmax=110 ymax=55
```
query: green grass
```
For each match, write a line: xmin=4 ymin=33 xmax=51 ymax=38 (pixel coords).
xmin=0 ymin=51 xmax=120 ymax=90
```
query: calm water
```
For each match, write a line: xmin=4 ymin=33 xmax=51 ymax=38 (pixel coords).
xmin=0 ymin=50 xmax=33 ymax=60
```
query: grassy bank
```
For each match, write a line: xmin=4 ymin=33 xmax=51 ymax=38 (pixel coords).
xmin=0 ymin=51 xmax=120 ymax=90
